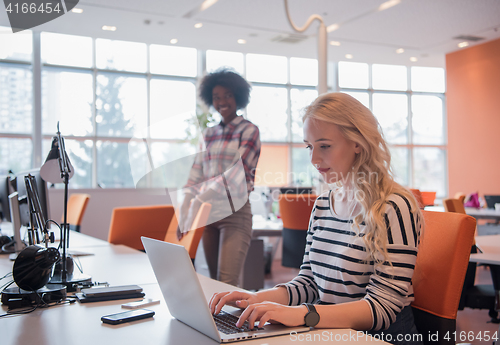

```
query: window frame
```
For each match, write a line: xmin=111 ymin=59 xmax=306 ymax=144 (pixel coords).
xmin=0 ymin=31 xmax=448 ymax=196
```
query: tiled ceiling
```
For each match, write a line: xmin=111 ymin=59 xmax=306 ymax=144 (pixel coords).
xmin=1 ymin=0 xmax=499 ymax=67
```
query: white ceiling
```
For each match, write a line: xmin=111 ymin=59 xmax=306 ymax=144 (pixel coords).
xmin=1 ymin=0 xmax=500 ymax=68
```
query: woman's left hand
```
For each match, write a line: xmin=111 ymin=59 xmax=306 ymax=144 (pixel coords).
xmin=236 ymin=302 xmax=308 ymax=329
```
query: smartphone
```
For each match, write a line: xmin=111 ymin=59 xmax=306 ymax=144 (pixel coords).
xmin=121 ymin=298 xmax=160 ymax=309
xmin=83 ymin=285 xmax=143 ymax=298
xmin=101 ymin=309 xmax=155 ymax=325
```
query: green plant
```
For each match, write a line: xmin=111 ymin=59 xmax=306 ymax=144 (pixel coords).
xmin=185 ymin=104 xmax=218 ymax=146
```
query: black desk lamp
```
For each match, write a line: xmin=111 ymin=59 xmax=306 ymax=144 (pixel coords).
xmin=40 ymin=122 xmax=91 ymax=291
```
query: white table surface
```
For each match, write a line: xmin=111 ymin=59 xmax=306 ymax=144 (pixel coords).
xmin=466 ymin=207 xmax=500 ymax=221
xmin=0 ymin=232 xmax=385 ymax=345
xmin=251 ymin=217 xmax=283 ymax=237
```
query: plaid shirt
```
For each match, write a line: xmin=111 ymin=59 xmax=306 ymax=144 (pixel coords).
xmin=184 ymin=116 xmax=261 ymax=198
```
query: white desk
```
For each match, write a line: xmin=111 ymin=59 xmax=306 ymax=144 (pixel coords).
xmin=466 ymin=208 xmax=500 ymax=221
xmin=0 ymin=232 xmax=384 ymax=345
xmin=475 ymin=235 xmax=500 ymax=255
xmin=469 ymin=235 xmax=500 ymax=265
xmin=251 ymin=217 xmax=282 ymax=238
xmin=423 ymin=206 xmax=500 ymax=222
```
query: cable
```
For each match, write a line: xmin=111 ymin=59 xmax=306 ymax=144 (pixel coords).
xmin=44 ymin=219 xmax=62 ymax=248
xmin=1 ymin=279 xmax=14 ymax=291
xmin=283 ymin=0 xmax=323 ymax=32
xmin=0 ymin=305 xmax=38 ymax=318
xmin=73 ymin=255 xmax=84 ymax=274
xmin=0 ymin=272 xmax=13 ymax=281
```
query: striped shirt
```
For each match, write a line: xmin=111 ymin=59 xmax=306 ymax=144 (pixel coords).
xmin=184 ymin=115 xmax=261 ymax=198
xmin=278 ymin=190 xmax=421 ymax=331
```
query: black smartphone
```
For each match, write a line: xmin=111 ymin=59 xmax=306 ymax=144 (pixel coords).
xmin=101 ymin=309 xmax=155 ymax=325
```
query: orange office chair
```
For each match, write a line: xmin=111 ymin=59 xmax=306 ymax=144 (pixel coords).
xmin=278 ymin=194 xmax=317 ymax=268
xmin=409 ymin=188 xmax=424 ymax=209
xmin=63 ymin=193 xmax=90 ymax=233
xmin=108 ymin=205 xmax=176 ymax=251
xmin=443 ymin=198 xmax=466 ymax=214
xmin=411 ymin=210 xmax=476 ymax=345
xmin=164 ymin=202 xmax=212 ymax=261
xmin=444 ymin=199 xmax=500 ymax=322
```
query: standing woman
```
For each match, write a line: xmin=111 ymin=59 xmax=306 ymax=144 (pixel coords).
xmin=178 ymin=68 xmax=261 ymax=287
xmin=210 ymin=93 xmax=423 ymax=345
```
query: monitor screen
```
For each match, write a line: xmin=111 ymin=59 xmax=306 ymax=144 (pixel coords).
xmin=15 ymin=168 xmax=51 ymax=228
xmin=0 ymin=175 xmax=13 ymax=222
xmin=484 ymin=195 xmax=500 ymax=209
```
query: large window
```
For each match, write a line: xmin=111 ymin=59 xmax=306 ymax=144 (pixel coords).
xmin=339 ymin=61 xmax=447 ymax=196
xmin=0 ymin=28 xmax=447 ymax=196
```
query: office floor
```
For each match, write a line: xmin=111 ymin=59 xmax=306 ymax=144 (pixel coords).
xmin=263 ymin=260 xmax=500 ymax=345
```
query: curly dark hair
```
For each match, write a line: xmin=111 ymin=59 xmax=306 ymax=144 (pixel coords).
xmin=199 ymin=68 xmax=251 ymax=110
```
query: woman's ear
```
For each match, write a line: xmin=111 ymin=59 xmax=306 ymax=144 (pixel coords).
xmin=354 ymin=142 xmax=361 ymax=154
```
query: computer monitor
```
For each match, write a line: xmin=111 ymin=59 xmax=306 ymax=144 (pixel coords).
xmin=9 ymin=191 xmax=25 ymax=258
xmin=279 ymin=187 xmax=314 ymax=195
xmin=484 ymin=195 xmax=500 ymax=209
xmin=0 ymin=175 xmax=12 ymax=222
xmin=15 ymin=168 xmax=51 ymax=228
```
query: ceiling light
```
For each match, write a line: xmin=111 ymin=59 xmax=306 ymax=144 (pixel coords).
xmin=194 ymin=23 xmax=203 ymax=29
xmin=170 ymin=38 xmax=178 ymax=44
xmin=458 ymin=41 xmax=469 ymax=48
xmin=327 ymin=23 xmax=340 ymax=33
xmin=200 ymin=0 xmax=218 ymax=12
xmin=102 ymin=26 xmax=116 ymax=31
xmin=71 ymin=8 xmax=83 ymax=13
xmin=329 ymin=41 xmax=341 ymax=46
xmin=237 ymin=39 xmax=246 ymax=44
xmin=345 ymin=54 xmax=353 ymax=59
xmin=378 ymin=0 xmax=401 ymax=11
xmin=396 ymin=48 xmax=404 ymax=54
xmin=410 ymin=57 xmax=418 ymax=62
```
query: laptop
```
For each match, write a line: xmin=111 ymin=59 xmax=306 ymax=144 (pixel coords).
xmin=484 ymin=195 xmax=500 ymax=209
xmin=141 ymin=237 xmax=310 ymax=343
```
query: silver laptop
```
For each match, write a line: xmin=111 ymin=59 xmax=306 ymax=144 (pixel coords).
xmin=141 ymin=237 xmax=310 ymax=343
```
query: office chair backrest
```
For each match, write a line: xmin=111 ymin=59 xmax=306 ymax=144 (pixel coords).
xmin=409 ymin=188 xmax=424 ymax=209
xmin=108 ymin=205 xmax=175 ymax=251
xmin=443 ymin=198 xmax=466 ymax=214
xmin=278 ymin=194 xmax=317 ymax=268
xmin=411 ymin=210 xmax=476 ymax=345
xmin=63 ymin=193 xmax=90 ymax=232
xmin=278 ymin=194 xmax=317 ymax=230
xmin=164 ymin=203 xmax=212 ymax=260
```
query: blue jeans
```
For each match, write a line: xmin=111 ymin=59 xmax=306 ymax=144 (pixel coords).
xmin=366 ymin=306 xmax=423 ymax=345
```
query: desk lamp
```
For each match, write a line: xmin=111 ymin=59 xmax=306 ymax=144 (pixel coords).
xmin=40 ymin=122 xmax=91 ymax=291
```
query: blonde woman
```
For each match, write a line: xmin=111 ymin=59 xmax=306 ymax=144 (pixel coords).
xmin=210 ymin=93 xmax=423 ymax=345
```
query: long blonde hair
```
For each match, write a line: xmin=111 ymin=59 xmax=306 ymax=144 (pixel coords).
xmin=303 ymin=92 xmax=422 ymax=263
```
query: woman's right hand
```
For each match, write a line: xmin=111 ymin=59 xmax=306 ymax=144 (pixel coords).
xmin=209 ymin=291 xmax=260 ymax=315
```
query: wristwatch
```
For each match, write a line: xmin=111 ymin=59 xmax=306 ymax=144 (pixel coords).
xmin=302 ymin=303 xmax=320 ymax=327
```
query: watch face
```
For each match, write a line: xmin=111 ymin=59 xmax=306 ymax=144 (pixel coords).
xmin=305 ymin=311 xmax=320 ymax=327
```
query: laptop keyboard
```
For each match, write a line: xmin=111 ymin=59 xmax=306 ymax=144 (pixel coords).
xmin=213 ymin=311 xmax=263 ymax=334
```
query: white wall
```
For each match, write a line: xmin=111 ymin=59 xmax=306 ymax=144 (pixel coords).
xmin=48 ymin=188 xmax=174 ymax=241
